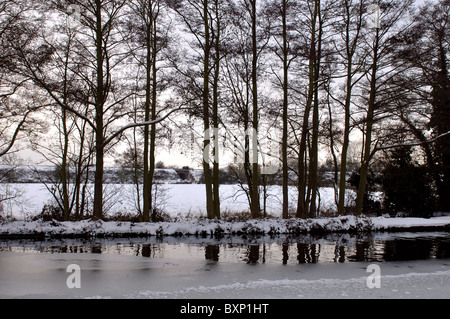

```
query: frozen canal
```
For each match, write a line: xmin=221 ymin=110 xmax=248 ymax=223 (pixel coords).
xmin=1 ymin=233 xmax=450 ymax=299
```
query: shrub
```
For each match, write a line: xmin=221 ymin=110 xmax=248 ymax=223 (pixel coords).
xmin=381 ymin=146 xmax=436 ymax=218
xmin=34 ymin=204 xmax=64 ymax=222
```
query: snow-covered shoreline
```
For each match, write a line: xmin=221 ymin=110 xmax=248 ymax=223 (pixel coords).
xmin=2 ymin=183 xmax=450 ymax=239
xmin=1 ymin=216 xmax=450 ymax=239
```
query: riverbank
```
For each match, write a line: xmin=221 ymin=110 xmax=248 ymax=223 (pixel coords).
xmin=1 ymin=216 xmax=450 ymax=239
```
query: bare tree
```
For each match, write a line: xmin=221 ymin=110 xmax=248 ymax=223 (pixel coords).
xmin=328 ymin=0 xmax=368 ymax=216
xmin=4 ymin=0 xmax=187 ymax=220
xmin=354 ymin=0 xmax=414 ymax=216
xmin=168 ymin=0 xmax=231 ymax=219
xmin=375 ymin=0 xmax=450 ymax=212
xmin=266 ymin=0 xmax=301 ymax=219
xmin=295 ymin=0 xmax=321 ymax=219
xmin=128 ymin=0 xmax=173 ymax=222
xmin=0 ymin=0 xmax=43 ymax=158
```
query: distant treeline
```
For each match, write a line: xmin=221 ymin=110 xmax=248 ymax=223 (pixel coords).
xmin=0 ymin=165 xmax=354 ymax=187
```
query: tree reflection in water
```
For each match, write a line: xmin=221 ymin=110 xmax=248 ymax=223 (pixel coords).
xmin=246 ymin=245 xmax=260 ymax=264
xmin=205 ymin=245 xmax=220 ymax=261
xmin=3 ymin=234 xmax=450 ymax=264
xmin=297 ymin=243 xmax=320 ymax=264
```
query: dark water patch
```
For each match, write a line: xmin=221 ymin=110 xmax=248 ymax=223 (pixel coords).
xmin=1 ymin=232 xmax=450 ymax=265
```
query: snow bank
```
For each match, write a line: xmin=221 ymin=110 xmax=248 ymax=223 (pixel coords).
xmin=1 ymin=216 xmax=450 ymax=239
xmin=371 ymin=216 xmax=450 ymax=231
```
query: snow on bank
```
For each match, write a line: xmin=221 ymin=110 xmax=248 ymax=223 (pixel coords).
xmin=1 ymin=216 xmax=450 ymax=239
xmin=2 ymin=183 xmax=449 ymax=238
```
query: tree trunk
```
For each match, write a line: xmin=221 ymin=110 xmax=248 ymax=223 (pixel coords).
xmin=250 ymin=0 xmax=260 ymax=219
xmin=149 ymin=11 xmax=158 ymax=221
xmin=338 ymin=0 xmax=363 ymax=216
xmin=296 ymin=0 xmax=318 ymax=219
xmin=212 ymin=0 xmax=221 ymax=219
xmin=355 ymin=28 xmax=380 ymax=216
xmin=61 ymin=106 xmax=70 ymax=221
xmin=61 ymin=37 xmax=73 ymax=221
xmin=203 ymin=0 xmax=214 ymax=220
xmin=93 ymin=131 xmax=104 ymax=220
xmin=93 ymin=0 xmax=105 ymax=221
xmin=139 ymin=1 xmax=160 ymax=222
xmin=281 ymin=0 xmax=289 ymax=219
xmin=74 ymin=123 xmax=85 ymax=220
xmin=337 ymin=29 xmax=353 ymax=216
xmin=308 ymin=0 xmax=321 ymax=219
xmin=143 ymin=18 xmax=152 ymax=222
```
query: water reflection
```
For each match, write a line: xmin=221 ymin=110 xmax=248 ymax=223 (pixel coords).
xmin=141 ymin=244 xmax=152 ymax=258
xmin=297 ymin=243 xmax=320 ymax=264
xmin=334 ymin=245 xmax=346 ymax=263
xmin=2 ymin=233 xmax=450 ymax=265
xmin=436 ymin=238 xmax=450 ymax=259
xmin=282 ymin=243 xmax=289 ymax=265
xmin=246 ymin=245 xmax=260 ymax=264
xmin=205 ymin=245 xmax=219 ymax=261
xmin=346 ymin=241 xmax=373 ymax=262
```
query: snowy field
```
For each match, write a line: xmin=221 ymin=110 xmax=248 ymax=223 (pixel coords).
xmin=1 ymin=183 xmax=356 ymax=220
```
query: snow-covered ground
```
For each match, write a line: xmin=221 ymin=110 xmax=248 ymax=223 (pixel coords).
xmin=2 ymin=216 xmax=450 ymax=238
xmin=1 ymin=183 xmax=352 ymax=219
xmin=1 ymin=251 xmax=449 ymax=299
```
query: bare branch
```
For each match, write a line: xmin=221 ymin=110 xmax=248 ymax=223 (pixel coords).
xmin=374 ymin=131 xmax=450 ymax=153
xmin=0 ymin=108 xmax=36 ymax=157
xmin=103 ymin=106 xmax=189 ymax=147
